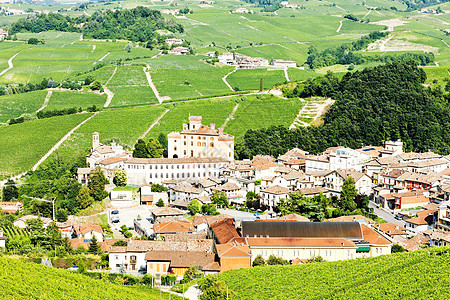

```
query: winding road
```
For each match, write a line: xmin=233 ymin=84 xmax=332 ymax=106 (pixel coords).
xmin=0 ymin=52 xmax=19 ymax=76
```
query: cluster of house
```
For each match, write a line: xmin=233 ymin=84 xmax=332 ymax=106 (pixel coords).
xmin=0 ymin=28 xmax=8 ymax=40
xmin=108 ymin=211 xmax=391 ymax=280
xmin=280 ymin=1 xmax=301 ymax=9
xmin=210 ymin=52 xmax=296 ymax=69
xmin=232 ymin=8 xmax=254 ymax=14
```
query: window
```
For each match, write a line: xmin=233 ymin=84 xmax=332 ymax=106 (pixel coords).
xmin=116 ymin=264 xmax=121 ymax=267
xmin=155 ymin=165 xmax=158 ymax=170
xmin=203 ymin=137 xmax=206 ymax=140
xmin=166 ymin=165 xmax=168 ymax=169
xmin=184 ymin=141 xmax=186 ymax=145
xmin=171 ymin=165 xmax=174 ymax=169
xmin=202 ymin=142 xmax=206 ymax=147
xmin=210 ymin=143 xmax=214 ymax=147
xmin=150 ymin=165 xmax=152 ymax=169
xmin=191 ymin=142 xmax=193 ymax=146
xmin=115 ymin=255 xmax=119 ymax=260
xmin=174 ymin=146 xmax=177 ymax=151
xmin=191 ymin=150 xmax=194 ymax=156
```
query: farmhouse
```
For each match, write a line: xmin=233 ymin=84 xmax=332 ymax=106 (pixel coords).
xmin=272 ymin=59 xmax=297 ymax=68
xmin=167 ymin=115 xmax=234 ymax=161
xmin=168 ymin=47 xmax=190 ymax=55
xmin=0 ymin=201 xmax=23 ymax=214
xmin=165 ymin=38 xmax=184 ymax=46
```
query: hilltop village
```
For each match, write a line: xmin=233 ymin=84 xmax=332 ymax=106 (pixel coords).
xmin=2 ymin=114 xmax=449 ymax=285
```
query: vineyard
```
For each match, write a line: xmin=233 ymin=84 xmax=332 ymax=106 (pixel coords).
xmin=219 ymin=247 xmax=450 ymax=299
xmin=0 ymin=256 xmax=180 ymax=299
xmin=1 ymin=226 xmax=31 ymax=238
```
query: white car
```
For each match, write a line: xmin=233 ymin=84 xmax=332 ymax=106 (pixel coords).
xmin=111 ymin=215 xmax=120 ymax=223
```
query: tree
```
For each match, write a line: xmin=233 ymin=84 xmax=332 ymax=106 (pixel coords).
xmin=392 ymin=244 xmax=406 ymax=253
xmin=56 ymin=208 xmax=68 ymax=222
xmin=157 ymin=132 xmax=168 ymax=149
xmin=2 ymin=179 xmax=18 ymax=201
xmin=84 ymin=74 xmax=95 ymax=85
xmin=113 ymin=169 xmax=127 ymax=187
xmin=211 ymin=191 xmax=228 ymax=208
xmin=181 ymin=266 xmax=203 ymax=283
xmin=76 ymin=185 xmax=93 ymax=209
xmin=354 ymin=194 xmax=369 ymax=211
xmin=147 ymin=138 xmax=164 ymax=158
xmin=341 ymin=176 xmax=357 ymax=212
xmin=151 ymin=184 xmax=168 ymax=192
xmin=156 ymin=199 xmax=165 ymax=207
xmin=88 ymin=235 xmax=101 ymax=254
xmin=88 ymin=167 xmax=108 ymax=201
xmin=259 ymin=78 xmax=263 ymax=91
xmin=133 ymin=139 xmax=148 ymax=158
xmin=113 ymin=240 xmax=127 ymax=246
xmin=187 ymin=199 xmax=201 ymax=215
xmin=124 ymin=43 xmax=133 ymax=52
xmin=252 ymin=254 xmax=266 ymax=267
xmin=267 ymin=255 xmax=289 ymax=265
xmin=201 ymin=204 xmax=219 ymax=215
xmin=306 ymin=256 xmax=324 ymax=263
xmin=77 ymin=260 xmax=86 ymax=273
xmin=28 ymin=38 xmax=39 ymax=44
xmin=199 ymin=276 xmax=231 ymax=300
xmin=90 ymin=80 xmax=102 ymax=91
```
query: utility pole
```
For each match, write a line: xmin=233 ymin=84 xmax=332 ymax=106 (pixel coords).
xmin=25 ymin=196 xmax=55 ymax=221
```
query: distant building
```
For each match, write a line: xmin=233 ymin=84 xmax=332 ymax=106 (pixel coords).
xmin=165 ymin=38 xmax=184 ymax=46
xmin=272 ymin=59 xmax=297 ymax=68
xmin=168 ymin=46 xmax=190 ymax=55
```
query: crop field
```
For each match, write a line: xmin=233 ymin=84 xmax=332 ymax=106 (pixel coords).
xmin=107 ymin=65 xmax=148 ymax=87
xmin=54 ymin=105 xmax=167 ymax=161
xmin=0 ymin=113 xmax=91 ymax=178
xmin=220 ymin=247 xmax=450 ymax=299
xmin=0 ymin=42 xmax=30 ymax=72
xmin=423 ymin=66 xmax=450 ymax=86
xmin=15 ymin=31 xmax=83 ymax=47
xmin=0 ymin=90 xmax=47 ymax=123
xmin=224 ymin=95 xmax=303 ymax=137
xmin=288 ymin=69 xmax=321 ymax=82
xmin=146 ymin=98 xmax=236 ymax=139
xmin=227 ymin=69 xmax=286 ymax=91
xmin=44 ymin=91 xmax=107 ymax=111
xmin=0 ymin=256 xmax=178 ymax=299
xmin=108 ymin=86 xmax=158 ymax=107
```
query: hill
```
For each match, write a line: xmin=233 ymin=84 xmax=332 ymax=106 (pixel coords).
xmin=218 ymin=247 xmax=450 ymax=299
xmin=0 ymin=256 xmax=178 ymax=300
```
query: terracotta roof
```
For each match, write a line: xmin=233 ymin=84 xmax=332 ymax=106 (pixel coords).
xmin=150 ymin=207 xmax=184 ymax=217
xmin=277 ymin=213 xmax=310 ymax=222
xmin=157 ymin=216 xmax=191 ymax=224
xmin=198 ymin=178 xmax=217 ymax=188
xmin=381 ymin=169 xmax=405 ymax=178
xmin=117 ymin=239 xmax=213 ymax=253
xmin=202 ymin=261 xmax=221 ymax=272
xmin=93 ymin=145 xmax=114 ymax=154
xmin=210 ymin=218 xmax=240 ymax=244
xmin=74 ymin=222 xmax=104 ymax=235
xmin=216 ymin=243 xmax=251 ymax=257
xmin=145 ymin=250 xmax=216 ymax=269
xmin=98 ymin=157 xmax=126 ymax=165
xmin=284 ymin=159 xmax=306 ymax=165
xmin=402 ymin=234 xmax=429 ymax=251
xmin=172 ymin=184 xmax=204 ymax=194
xmin=192 ymin=214 xmax=233 ymax=227
xmin=261 ymin=185 xmax=290 ymax=195
xmin=361 ymin=224 xmax=391 ymax=245
xmin=405 ymin=209 xmax=437 ymax=226
xmin=397 ymin=171 xmax=443 ymax=185
xmin=218 ymin=182 xmax=240 ymax=191
xmin=153 ymin=221 xmax=194 ymax=234
xmin=440 ymin=168 xmax=450 ymax=176
xmin=410 ymin=158 xmax=448 ymax=168
xmin=245 ymin=237 xmax=356 ymax=248
xmin=335 ymin=169 xmax=367 ymax=183
xmin=375 ymin=223 xmax=407 ymax=236
xmin=327 ymin=215 xmax=375 ymax=224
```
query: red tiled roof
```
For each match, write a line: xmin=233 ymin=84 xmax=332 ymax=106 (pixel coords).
xmin=210 ymin=218 xmax=240 ymax=244
xmin=361 ymin=224 xmax=391 ymax=245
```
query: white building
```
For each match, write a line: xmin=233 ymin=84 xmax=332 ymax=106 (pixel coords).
xmin=324 ymin=169 xmax=373 ymax=196
xmin=260 ymin=185 xmax=290 ymax=209
xmin=168 ymin=116 xmax=234 ymax=162
xmin=305 ymin=147 xmax=372 ymax=173
xmin=125 ymin=157 xmax=229 ymax=186
xmin=218 ymin=52 xmax=234 ymax=64
xmin=86 ymin=132 xmax=131 ymax=168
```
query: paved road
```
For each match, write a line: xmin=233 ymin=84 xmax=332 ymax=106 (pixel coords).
xmin=369 ymin=201 xmax=406 ymax=226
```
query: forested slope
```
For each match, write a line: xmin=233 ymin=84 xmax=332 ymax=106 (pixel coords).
xmin=236 ymin=62 xmax=450 ymax=158
xmin=219 ymin=247 xmax=450 ymax=299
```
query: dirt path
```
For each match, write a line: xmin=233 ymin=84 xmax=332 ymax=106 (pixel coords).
xmin=0 ymin=52 xmax=19 ymax=76
xmin=221 ymin=103 xmax=239 ymax=128
xmin=442 ymin=39 xmax=450 ymax=48
xmin=363 ymin=9 xmax=371 ymax=19
xmin=103 ymin=87 xmax=114 ymax=107
xmin=222 ymin=67 xmax=238 ymax=91
xmin=138 ymin=109 xmax=169 ymax=140
xmin=31 ymin=112 xmax=97 ymax=171
xmin=144 ymin=65 xmax=163 ymax=104
xmin=284 ymin=68 xmax=290 ymax=82
xmin=105 ymin=66 xmax=117 ymax=85
xmin=36 ymin=90 xmax=53 ymax=113
xmin=336 ymin=20 xmax=343 ymax=33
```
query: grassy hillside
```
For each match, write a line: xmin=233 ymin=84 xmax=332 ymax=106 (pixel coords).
xmin=219 ymin=247 xmax=450 ymax=299
xmin=0 ymin=256 xmax=178 ymax=300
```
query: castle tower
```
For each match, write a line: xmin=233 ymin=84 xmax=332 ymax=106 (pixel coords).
xmin=92 ymin=132 xmax=100 ymax=150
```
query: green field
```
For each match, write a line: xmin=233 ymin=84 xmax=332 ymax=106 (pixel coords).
xmin=44 ymin=91 xmax=107 ymax=111
xmin=0 ymin=256 xmax=177 ymax=300
xmin=219 ymin=247 xmax=450 ymax=299
xmin=225 ymin=95 xmax=303 ymax=137
xmin=227 ymin=69 xmax=286 ymax=91
xmin=0 ymin=113 xmax=91 ymax=178
xmin=54 ymin=105 xmax=167 ymax=162
xmin=108 ymin=86 xmax=158 ymax=107
xmin=107 ymin=65 xmax=148 ymax=87
xmin=0 ymin=90 xmax=47 ymax=123
xmin=146 ymin=98 xmax=236 ymax=139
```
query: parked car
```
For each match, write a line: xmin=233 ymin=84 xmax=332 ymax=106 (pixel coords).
xmin=111 ymin=209 xmax=119 ymax=215
xmin=394 ymin=214 xmax=403 ymax=220
xmin=67 ymin=266 xmax=79 ymax=271
xmin=111 ymin=215 xmax=120 ymax=223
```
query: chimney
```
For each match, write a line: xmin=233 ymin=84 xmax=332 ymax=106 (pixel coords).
xmin=210 ymin=123 xmax=215 ymax=130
